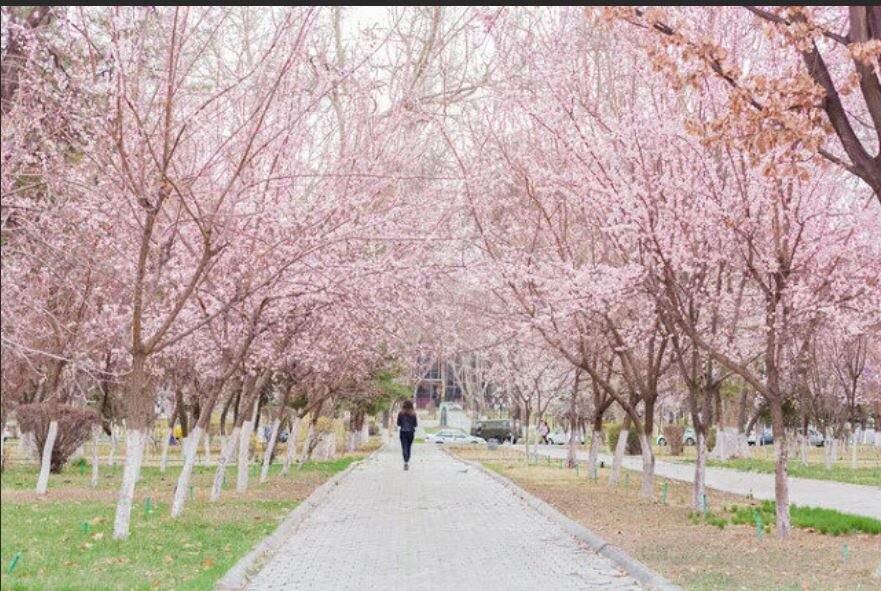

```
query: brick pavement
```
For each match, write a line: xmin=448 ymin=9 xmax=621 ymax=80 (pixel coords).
xmin=243 ymin=443 xmax=644 ymax=590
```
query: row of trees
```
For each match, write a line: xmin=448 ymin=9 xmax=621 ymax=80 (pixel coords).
xmin=3 ymin=7 xmax=879 ymax=543
xmin=427 ymin=7 xmax=881 ymax=539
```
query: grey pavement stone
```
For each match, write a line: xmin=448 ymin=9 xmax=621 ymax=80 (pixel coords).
xmin=241 ymin=443 xmax=646 ymax=591
xmin=531 ymin=446 xmax=881 ymax=520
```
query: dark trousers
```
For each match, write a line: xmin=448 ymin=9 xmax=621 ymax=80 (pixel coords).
xmin=400 ymin=431 xmax=414 ymax=463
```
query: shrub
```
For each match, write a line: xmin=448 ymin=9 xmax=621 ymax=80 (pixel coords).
xmin=663 ymin=424 xmax=685 ymax=455
xmin=605 ymin=423 xmax=641 ymax=455
xmin=16 ymin=403 xmax=101 ymax=473
xmin=315 ymin=416 xmax=335 ymax=434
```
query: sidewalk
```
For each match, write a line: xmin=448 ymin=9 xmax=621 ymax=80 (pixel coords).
xmin=240 ymin=444 xmax=647 ymax=590
xmin=530 ymin=446 xmax=881 ymax=520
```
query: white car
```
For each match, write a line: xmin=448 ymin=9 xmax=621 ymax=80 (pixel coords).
xmin=425 ymin=429 xmax=485 ymax=445
xmin=546 ymin=428 xmax=585 ymax=445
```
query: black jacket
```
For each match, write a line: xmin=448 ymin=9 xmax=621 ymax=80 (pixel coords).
xmin=397 ymin=412 xmax=418 ymax=433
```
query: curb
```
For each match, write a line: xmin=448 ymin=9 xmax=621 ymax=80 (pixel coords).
xmin=444 ymin=449 xmax=683 ymax=591
xmin=214 ymin=445 xmax=384 ymax=591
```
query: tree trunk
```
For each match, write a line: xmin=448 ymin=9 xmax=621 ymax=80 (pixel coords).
xmin=36 ymin=420 xmax=58 ymax=495
xmin=90 ymin=425 xmax=101 ymax=488
xmin=260 ymin=417 xmax=283 ymax=483
xmin=523 ymin=408 xmax=531 ymax=466
xmin=800 ymin=433 xmax=808 ymax=467
xmin=693 ymin=428 xmax=707 ymax=510
xmin=211 ymin=426 xmax=240 ymax=501
xmin=236 ymin=403 xmax=258 ymax=493
xmin=159 ymin=426 xmax=174 ymax=473
xmin=851 ymin=432 xmax=858 ymax=470
xmin=298 ymin=423 xmax=317 ymax=468
xmin=203 ymin=432 xmax=211 ymax=465
xmin=610 ymin=427 xmax=628 ymax=485
xmin=112 ymin=428 xmax=146 ymax=539
xmin=709 ymin=427 xmax=751 ymax=460
xmin=171 ymin=425 xmax=203 ymax=518
xmin=587 ymin=413 xmax=603 ymax=478
xmin=107 ymin=424 xmax=118 ymax=466
xmin=770 ymin=400 xmax=791 ymax=538
xmin=823 ymin=427 xmax=832 ymax=470
xmin=281 ymin=416 xmax=301 ymax=476
xmin=638 ymin=430 xmax=655 ymax=497
xmin=567 ymin=387 xmax=578 ymax=469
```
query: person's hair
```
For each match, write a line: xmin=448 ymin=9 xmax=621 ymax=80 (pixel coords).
xmin=401 ymin=399 xmax=415 ymax=415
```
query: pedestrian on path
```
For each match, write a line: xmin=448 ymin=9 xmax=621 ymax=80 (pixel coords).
xmin=397 ymin=399 xmax=418 ymax=470
xmin=538 ymin=420 xmax=550 ymax=445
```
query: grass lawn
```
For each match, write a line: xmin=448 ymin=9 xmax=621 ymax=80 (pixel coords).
xmin=453 ymin=447 xmax=881 ymax=591
xmin=656 ymin=444 xmax=881 ymax=487
xmin=697 ymin=457 xmax=881 ymax=487
xmin=0 ymin=451 xmax=371 ymax=591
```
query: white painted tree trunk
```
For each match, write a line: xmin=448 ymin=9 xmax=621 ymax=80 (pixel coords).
xmin=609 ymin=428 xmax=628 ymax=485
xmin=203 ymin=432 xmax=211 ymax=465
xmin=566 ymin=431 xmax=577 ymax=469
xmin=179 ymin=436 xmax=188 ymax=460
xmin=91 ymin=425 xmax=101 ymax=488
xmin=346 ymin=430 xmax=356 ymax=453
xmin=361 ymin=422 xmax=370 ymax=446
xmin=171 ymin=426 xmax=203 ymax=518
xmin=851 ymin=434 xmax=858 ymax=470
xmin=112 ymin=428 xmax=146 ymax=539
xmin=825 ymin=435 xmax=833 ymax=470
xmin=800 ymin=434 xmax=808 ymax=467
xmin=159 ymin=427 xmax=173 ymax=473
xmin=298 ymin=424 xmax=316 ymax=467
xmin=108 ymin=425 xmax=118 ymax=466
xmin=587 ymin=430 xmax=601 ymax=477
xmin=281 ymin=417 xmax=301 ymax=476
xmin=35 ymin=420 xmax=59 ymax=495
xmin=693 ymin=431 xmax=707 ymax=509
xmin=211 ymin=426 xmax=240 ymax=501
xmin=638 ymin=431 xmax=655 ymax=497
xmin=260 ymin=418 xmax=282 ymax=483
xmin=709 ymin=427 xmax=751 ymax=460
xmin=831 ymin=438 xmax=840 ymax=462
xmin=773 ymin=437 xmax=791 ymax=538
xmin=236 ymin=420 xmax=254 ymax=493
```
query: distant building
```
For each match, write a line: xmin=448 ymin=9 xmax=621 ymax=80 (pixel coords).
xmin=414 ymin=358 xmax=462 ymax=409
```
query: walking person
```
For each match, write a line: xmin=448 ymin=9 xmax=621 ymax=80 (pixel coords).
xmin=397 ymin=400 xmax=418 ymax=470
xmin=538 ymin=420 xmax=550 ymax=445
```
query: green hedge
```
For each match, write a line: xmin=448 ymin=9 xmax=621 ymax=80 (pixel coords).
xmin=604 ymin=422 xmax=641 ymax=454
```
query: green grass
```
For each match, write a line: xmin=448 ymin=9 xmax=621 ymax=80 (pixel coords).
xmin=0 ymin=457 xmax=357 ymax=493
xmin=709 ymin=500 xmax=881 ymax=536
xmin=0 ymin=457 xmax=357 ymax=591
xmin=693 ymin=457 xmax=881 ymax=486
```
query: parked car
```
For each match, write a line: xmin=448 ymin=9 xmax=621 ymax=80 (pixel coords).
xmin=747 ymin=428 xmax=773 ymax=446
xmin=657 ymin=427 xmax=697 ymax=447
xmin=425 ymin=429 xmax=484 ymax=445
xmin=261 ymin=425 xmax=288 ymax=443
xmin=471 ymin=419 xmax=518 ymax=444
xmin=806 ymin=429 xmax=825 ymax=447
xmin=547 ymin=428 xmax=586 ymax=445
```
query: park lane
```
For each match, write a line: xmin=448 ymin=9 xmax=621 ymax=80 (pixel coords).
xmin=243 ymin=443 xmax=644 ymax=591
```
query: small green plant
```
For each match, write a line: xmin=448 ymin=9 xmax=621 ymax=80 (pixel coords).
xmin=700 ymin=499 xmax=881 ymax=536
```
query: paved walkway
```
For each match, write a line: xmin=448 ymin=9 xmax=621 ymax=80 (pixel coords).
xmin=244 ymin=443 xmax=644 ymax=591
xmin=531 ymin=446 xmax=881 ymax=519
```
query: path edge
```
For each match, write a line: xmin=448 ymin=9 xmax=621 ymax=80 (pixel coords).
xmin=214 ymin=444 xmax=384 ymax=591
xmin=444 ymin=449 xmax=683 ymax=591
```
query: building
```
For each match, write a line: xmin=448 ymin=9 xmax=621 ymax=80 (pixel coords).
xmin=414 ymin=358 xmax=462 ymax=409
